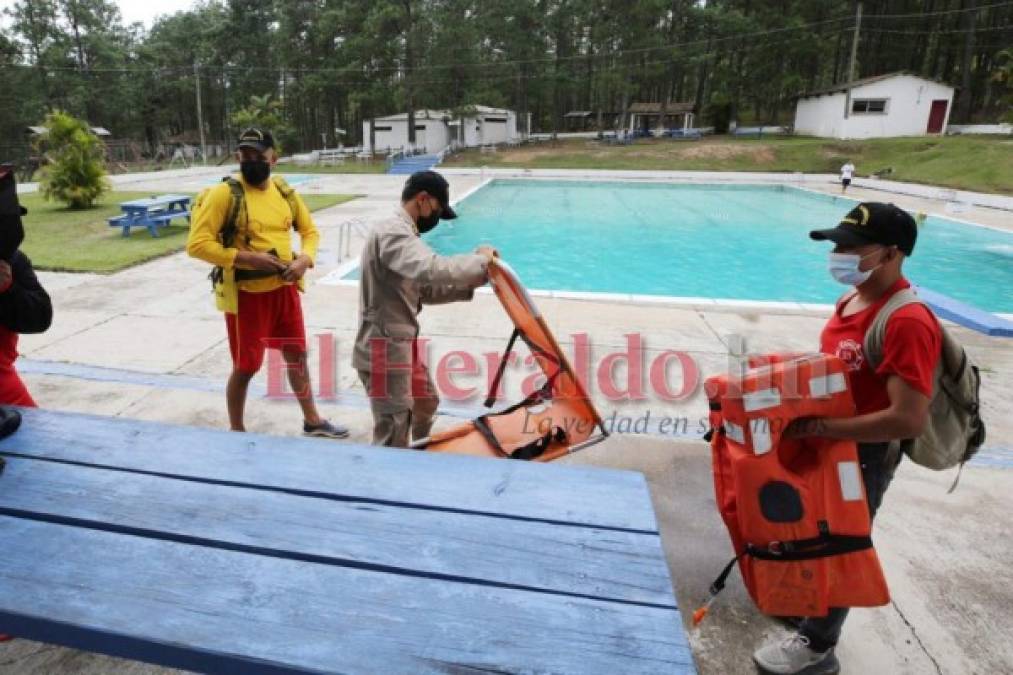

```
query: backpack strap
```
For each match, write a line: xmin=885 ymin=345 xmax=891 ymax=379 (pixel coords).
xmin=220 ymin=177 xmax=248 ymax=248
xmin=271 ymin=175 xmax=301 ymax=231
xmin=862 ymin=287 xmax=923 ymax=372
xmin=216 ymin=176 xmax=299 ymax=258
xmin=837 ymin=289 xmax=859 ymax=311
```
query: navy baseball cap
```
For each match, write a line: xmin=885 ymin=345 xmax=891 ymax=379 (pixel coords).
xmin=810 ymin=202 xmax=918 ymax=256
xmin=405 ymin=170 xmax=457 ymax=219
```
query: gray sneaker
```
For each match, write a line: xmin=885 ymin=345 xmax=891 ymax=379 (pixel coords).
xmin=303 ymin=419 xmax=350 ymax=440
xmin=753 ymin=633 xmax=840 ymax=674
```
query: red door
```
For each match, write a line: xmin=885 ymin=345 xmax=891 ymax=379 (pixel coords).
xmin=927 ymin=100 xmax=948 ymax=134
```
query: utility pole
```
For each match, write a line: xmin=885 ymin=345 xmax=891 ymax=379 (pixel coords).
xmin=194 ymin=62 xmax=207 ymax=165
xmin=844 ymin=2 xmax=863 ymax=119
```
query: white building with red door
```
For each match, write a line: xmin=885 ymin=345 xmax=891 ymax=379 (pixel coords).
xmin=793 ymin=72 xmax=954 ymax=139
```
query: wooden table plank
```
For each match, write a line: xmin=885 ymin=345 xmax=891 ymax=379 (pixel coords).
xmin=0 ymin=408 xmax=658 ymax=532
xmin=0 ymin=517 xmax=694 ymax=674
xmin=0 ymin=455 xmax=675 ymax=607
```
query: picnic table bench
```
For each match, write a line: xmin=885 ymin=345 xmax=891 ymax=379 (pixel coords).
xmin=317 ymin=149 xmax=347 ymax=166
xmin=601 ymin=132 xmax=633 ymax=145
xmin=661 ymin=128 xmax=703 ymax=140
xmin=107 ymin=194 xmax=190 ymax=238
xmin=0 ymin=408 xmax=695 ymax=674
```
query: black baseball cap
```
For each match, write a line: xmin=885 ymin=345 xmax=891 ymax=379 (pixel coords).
xmin=810 ymin=202 xmax=918 ymax=256
xmin=237 ymin=127 xmax=275 ymax=153
xmin=404 ymin=170 xmax=457 ymax=219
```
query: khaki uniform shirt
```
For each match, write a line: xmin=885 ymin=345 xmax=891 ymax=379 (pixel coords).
xmin=352 ymin=208 xmax=488 ymax=372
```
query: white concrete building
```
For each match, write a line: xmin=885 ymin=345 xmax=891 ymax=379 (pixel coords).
xmin=363 ymin=106 xmax=522 ymax=154
xmin=793 ymin=72 xmax=955 ymax=139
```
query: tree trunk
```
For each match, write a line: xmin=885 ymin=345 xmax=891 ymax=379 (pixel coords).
xmin=403 ymin=0 xmax=416 ymax=150
xmin=957 ymin=0 xmax=979 ymax=122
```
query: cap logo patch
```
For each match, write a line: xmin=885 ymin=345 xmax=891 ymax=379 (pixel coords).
xmin=856 ymin=204 xmax=870 ymax=225
xmin=841 ymin=204 xmax=871 ymax=227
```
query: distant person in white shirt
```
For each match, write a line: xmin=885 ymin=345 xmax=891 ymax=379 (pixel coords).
xmin=840 ymin=161 xmax=855 ymax=193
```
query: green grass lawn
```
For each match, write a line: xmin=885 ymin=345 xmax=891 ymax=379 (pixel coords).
xmin=20 ymin=191 xmax=358 ymax=273
xmin=274 ymin=161 xmax=387 ymax=174
xmin=443 ymin=135 xmax=1013 ymax=195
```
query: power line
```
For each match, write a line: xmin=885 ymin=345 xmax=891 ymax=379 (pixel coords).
xmin=860 ymin=23 xmax=1013 ymax=36
xmin=4 ymin=1 xmax=1011 ymax=76
xmin=869 ymin=0 xmax=1013 ymax=19
xmin=9 ymin=26 xmax=996 ymax=90
xmin=0 ymin=14 xmax=858 ymax=74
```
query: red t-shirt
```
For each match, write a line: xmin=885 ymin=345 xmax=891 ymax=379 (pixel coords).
xmin=820 ymin=278 xmax=941 ymax=415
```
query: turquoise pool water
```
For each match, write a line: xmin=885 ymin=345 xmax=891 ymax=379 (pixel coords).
xmin=354 ymin=180 xmax=1013 ymax=313
xmin=278 ymin=174 xmax=319 ymax=186
xmin=202 ymin=173 xmax=318 ymax=188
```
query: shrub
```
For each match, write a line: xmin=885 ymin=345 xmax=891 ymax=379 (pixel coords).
xmin=36 ymin=110 xmax=109 ymax=209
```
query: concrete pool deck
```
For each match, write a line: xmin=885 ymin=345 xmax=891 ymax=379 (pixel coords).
xmin=4 ymin=166 xmax=1013 ymax=674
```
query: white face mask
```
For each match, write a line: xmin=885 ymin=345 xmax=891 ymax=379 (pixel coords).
xmin=828 ymin=249 xmax=884 ymax=286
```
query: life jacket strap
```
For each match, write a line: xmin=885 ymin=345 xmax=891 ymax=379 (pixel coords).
xmin=692 ymin=550 xmax=745 ymax=626
xmin=746 ymin=521 xmax=873 ymax=562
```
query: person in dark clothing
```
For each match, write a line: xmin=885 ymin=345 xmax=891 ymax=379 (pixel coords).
xmin=0 ymin=166 xmax=51 ymax=407
xmin=0 ymin=249 xmax=52 ymax=406
xmin=0 ymin=164 xmax=52 ymax=643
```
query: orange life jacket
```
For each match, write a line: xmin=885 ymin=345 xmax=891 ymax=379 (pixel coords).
xmin=413 ymin=259 xmax=608 ymax=461
xmin=699 ymin=353 xmax=889 ymax=620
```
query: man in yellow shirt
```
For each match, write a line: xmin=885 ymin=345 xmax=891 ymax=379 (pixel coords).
xmin=187 ymin=128 xmax=348 ymax=439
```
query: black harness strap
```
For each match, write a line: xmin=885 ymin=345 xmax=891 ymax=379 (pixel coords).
xmin=473 ymin=414 xmax=567 ymax=461
xmin=234 ymin=269 xmax=280 ymax=282
xmin=471 ymin=322 xmax=578 ymax=460
xmin=708 ymin=552 xmax=744 ymax=597
xmin=472 ymin=416 xmax=507 ymax=458
xmin=745 ymin=521 xmax=873 ymax=562
xmin=508 ymin=427 xmax=567 ymax=461
xmin=484 ymin=328 xmax=521 ymax=408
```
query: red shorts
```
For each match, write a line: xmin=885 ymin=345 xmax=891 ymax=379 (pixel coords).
xmin=225 ymin=285 xmax=307 ymax=374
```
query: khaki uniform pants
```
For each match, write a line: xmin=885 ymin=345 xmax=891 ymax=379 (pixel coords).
xmin=357 ymin=360 xmax=439 ymax=448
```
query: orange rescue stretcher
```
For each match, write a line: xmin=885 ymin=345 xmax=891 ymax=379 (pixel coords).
xmin=412 ymin=259 xmax=609 ymax=461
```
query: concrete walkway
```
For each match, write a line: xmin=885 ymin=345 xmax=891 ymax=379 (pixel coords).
xmin=3 ymin=167 xmax=1012 ymax=674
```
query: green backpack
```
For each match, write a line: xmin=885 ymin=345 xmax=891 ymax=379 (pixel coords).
xmin=864 ymin=288 xmax=986 ymax=491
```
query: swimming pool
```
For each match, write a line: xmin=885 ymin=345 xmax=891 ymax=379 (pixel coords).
xmin=201 ymin=173 xmax=319 ymax=188
xmin=278 ymin=174 xmax=319 ymax=187
xmin=353 ymin=180 xmax=1013 ymax=314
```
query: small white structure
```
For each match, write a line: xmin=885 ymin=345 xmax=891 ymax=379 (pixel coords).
xmin=793 ymin=72 xmax=954 ymax=139
xmin=363 ymin=105 xmax=522 ymax=154
xmin=626 ymin=102 xmax=695 ymax=133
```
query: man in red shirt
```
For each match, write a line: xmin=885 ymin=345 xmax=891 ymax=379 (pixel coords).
xmin=753 ymin=202 xmax=941 ymax=675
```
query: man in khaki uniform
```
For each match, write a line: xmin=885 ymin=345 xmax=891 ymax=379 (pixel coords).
xmin=354 ymin=170 xmax=495 ymax=447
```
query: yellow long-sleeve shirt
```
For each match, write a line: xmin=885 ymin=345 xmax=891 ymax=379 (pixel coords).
xmin=186 ymin=175 xmax=320 ymax=293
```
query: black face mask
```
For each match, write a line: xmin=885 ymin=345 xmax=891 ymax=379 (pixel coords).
xmin=240 ymin=159 xmax=271 ymax=185
xmin=0 ymin=167 xmax=26 ymax=261
xmin=416 ymin=212 xmax=441 ymax=234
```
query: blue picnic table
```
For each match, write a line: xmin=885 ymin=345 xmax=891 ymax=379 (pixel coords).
xmin=0 ymin=408 xmax=696 ymax=674
xmin=108 ymin=194 xmax=191 ymax=238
